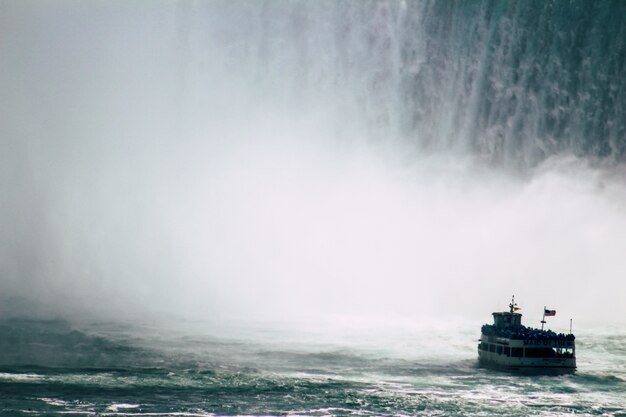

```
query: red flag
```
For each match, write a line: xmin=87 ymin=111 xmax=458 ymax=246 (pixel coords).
xmin=544 ymin=309 xmax=556 ymax=317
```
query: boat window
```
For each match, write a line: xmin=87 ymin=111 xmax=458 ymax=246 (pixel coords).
xmin=489 ymin=344 xmax=496 ymax=352
xmin=511 ymin=348 xmax=523 ymax=357
xmin=480 ymin=342 xmax=488 ymax=351
xmin=525 ymin=347 xmax=557 ymax=358
xmin=504 ymin=347 xmax=510 ymax=356
xmin=496 ymin=346 xmax=503 ymax=355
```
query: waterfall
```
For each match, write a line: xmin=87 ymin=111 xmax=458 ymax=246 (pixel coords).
xmin=2 ymin=1 xmax=626 ymax=322
xmin=179 ymin=0 xmax=626 ymax=167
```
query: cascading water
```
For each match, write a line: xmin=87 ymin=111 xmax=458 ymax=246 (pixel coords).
xmin=1 ymin=0 xmax=626 ymax=322
xmin=181 ymin=0 xmax=626 ymax=166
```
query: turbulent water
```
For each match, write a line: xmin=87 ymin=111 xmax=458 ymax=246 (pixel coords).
xmin=0 ymin=318 xmax=625 ymax=416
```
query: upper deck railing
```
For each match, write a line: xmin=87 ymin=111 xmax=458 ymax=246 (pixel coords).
xmin=481 ymin=323 xmax=575 ymax=342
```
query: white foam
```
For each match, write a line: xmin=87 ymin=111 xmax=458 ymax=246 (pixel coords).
xmin=106 ymin=403 xmax=140 ymax=412
xmin=0 ymin=372 xmax=43 ymax=381
xmin=40 ymin=397 xmax=68 ymax=406
xmin=100 ymin=413 xmax=212 ymax=416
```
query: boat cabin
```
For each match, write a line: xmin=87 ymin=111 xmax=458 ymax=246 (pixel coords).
xmin=492 ymin=312 xmax=522 ymax=329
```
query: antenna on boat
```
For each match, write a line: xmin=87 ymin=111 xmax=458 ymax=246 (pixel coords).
xmin=509 ymin=295 xmax=520 ymax=313
xmin=541 ymin=305 xmax=546 ymax=331
xmin=570 ymin=318 xmax=573 ymax=335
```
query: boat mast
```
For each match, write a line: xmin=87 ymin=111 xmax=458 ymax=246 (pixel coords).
xmin=541 ymin=305 xmax=546 ymax=331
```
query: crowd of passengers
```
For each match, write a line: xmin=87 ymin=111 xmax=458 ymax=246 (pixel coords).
xmin=481 ymin=324 xmax=576 ymax=341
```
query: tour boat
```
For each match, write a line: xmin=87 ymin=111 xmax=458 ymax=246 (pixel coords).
xmin=478 ymin=296 xmax=576 ymax=371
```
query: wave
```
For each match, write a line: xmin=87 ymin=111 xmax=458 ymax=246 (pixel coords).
xmin=1 ymin=318 xmax=625 ymax=416
xmin=0 ymin=318 xmax=161 ymax=369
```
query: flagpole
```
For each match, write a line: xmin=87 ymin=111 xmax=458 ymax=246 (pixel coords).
xmin=541 ymin=305 xmax=546 ymax=331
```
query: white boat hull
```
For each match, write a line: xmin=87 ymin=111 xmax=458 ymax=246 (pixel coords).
xmin=478 ymin=349 xmax=576 ymax=369
xmin=478 ymin=332 xmax=576 ymax=370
